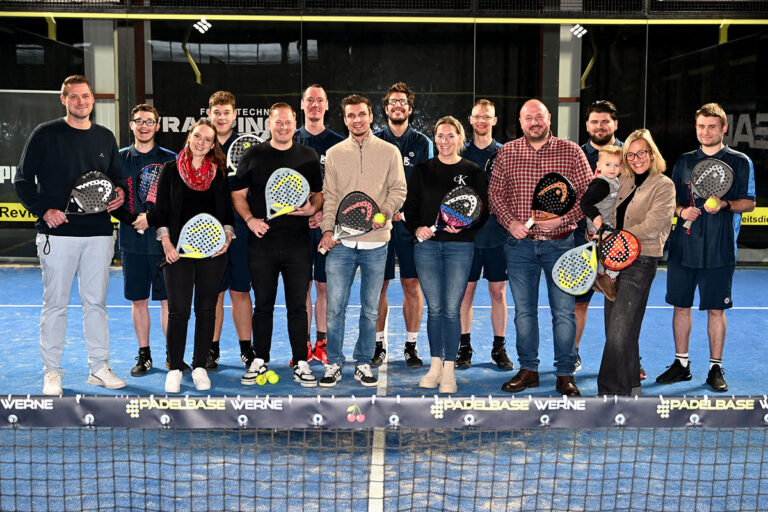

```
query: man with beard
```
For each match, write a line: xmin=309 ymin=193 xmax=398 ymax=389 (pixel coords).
xmin=658 ymin=103 xmax=755 ymax=392
xmin=489 ymin=99 xmax=592 ymax=396
xmin=374 ymin=82 xmax=434 ymax=368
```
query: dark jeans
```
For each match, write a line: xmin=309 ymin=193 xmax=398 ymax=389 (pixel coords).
xmin=248 ymin=243 xmax=311 ymax=363
xmin=599 ymin=255 xmax=659 ymax=395
xmin=164 ymin=255 xmax=229 ymax=370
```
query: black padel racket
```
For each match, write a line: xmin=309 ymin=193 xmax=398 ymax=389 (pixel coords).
xmin=552 ymin=241 xmax=598 ymax=296
xmin=417 ymin=186 xmax=483 ymax=242
xmin=157 ymin=213 xmax=226 ymax=270
xmin=135 ymin=163 xmax=164 ymax=234
xmin=227 ymin=134 xmax=262 ymax=175
xmin=66 ymin=170 xmax=117 ymax=216
xmin=597 ymin=227 xmax=641 ymax=272
xmin=524 ymin=172 xmax=577 ymax=228
xmin=682 ymin=158 xmax=734 ymax=229
xmin=265 ymin=167 xmax=311 ymax=221
xmin=319 ymin=191 xmax=380 ymax=255
xmin=484 ymin=150 xmax=499 ymax=180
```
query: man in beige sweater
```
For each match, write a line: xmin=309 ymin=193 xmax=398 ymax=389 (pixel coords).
xmin=317 ymin=94 xmax=407 ymax=387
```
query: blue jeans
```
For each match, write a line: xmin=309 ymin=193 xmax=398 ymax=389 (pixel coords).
xmin=325 ymin=243 xmax=388 ymax=366
xmin=505 ymin=235 xmax=577 ymax=375
xmin=414 ymin=241 xmax=474 ymax=361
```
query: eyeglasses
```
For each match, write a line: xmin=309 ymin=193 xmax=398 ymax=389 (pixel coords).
xmin=132 ymin=119 xmax=157 ymax=127
xmin=387 ymin=99 xmax=409 ymax=107
xmin=469 ymin=115 xmax=495 ymax=122
xmin=626 ymin=149 xmax=650 ymax=161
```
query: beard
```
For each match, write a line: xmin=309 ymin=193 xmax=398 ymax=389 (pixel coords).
xmin=589 ymin=132 xmax=613 ymax=146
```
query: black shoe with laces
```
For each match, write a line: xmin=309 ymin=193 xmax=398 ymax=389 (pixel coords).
xmin=205 ymin=343 xmax=220 ymax=371
xmin=655 ymin=359 xmax=691 ymax=384
xmin=456 ymin=344 xmax=473 ymax=370
xmin=404 ymin=343 xmax=423 ymax=367
xmin=491 ymin=345 xmax=515 ymax=371
xmin=166 ymin=354 xmax=191 ymax=373
xmin=240 ymin=346 xmax=257 ymax=368
xmin=706 ymin=365 xmax=728 ymax=392
xmin=370 ymin=343 xmax=386 ymax=367
xmin=130 ymin=349 xmax=152 ymax=377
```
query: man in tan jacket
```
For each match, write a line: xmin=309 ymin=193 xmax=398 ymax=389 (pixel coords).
xmin=317 ymin=94 xmax=407 ymax=388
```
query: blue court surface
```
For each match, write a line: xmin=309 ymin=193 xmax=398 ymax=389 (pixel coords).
xmin=1 ymin=264 xmax=767 ymax=398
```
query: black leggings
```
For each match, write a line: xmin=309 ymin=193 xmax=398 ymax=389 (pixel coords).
xmin=163 ymin=255 xmax=229 ymax=370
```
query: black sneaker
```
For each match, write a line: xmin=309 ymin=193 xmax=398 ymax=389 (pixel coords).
xmin=706 ymin=365 xmax=728 ymax=392
xmin=404 ymin=343 xmax=423 ymax=367
xmin=293 ymin=360 xmax=318 ymax=388
xmin=130 ymin=350 xmax=152 ymax=377
xmin=241 ymin=358 xmax=267 ymax=385
xmin=319 ymin=363 xmax=342 ymax=388
xmin=655 ymin=359 xmax=692 ymax=384
xmin=205 ymin=343 xmax=220 ymax=371
xmin=166 ymin=355 xmax=191 ymax=373
xmin=354 ymin=364 xmax=378 ymax=387
xmin=574 ymin=352 xmax=582 ymax=373
xmin=370 ymin=343 xmax=387 ymax=367
xmin=240 ymin=346 xmax=257 ymax=368
xmin=456 ymin=344 xmax=473 ymax=370
xmin=491 ymin=346 xmax=515 ymax=371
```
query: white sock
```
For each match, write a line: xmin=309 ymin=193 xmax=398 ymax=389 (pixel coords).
xmin=710 ymin=358 xmax=722 ymax=370
xmin=376 ymin=332 xmax=385 ymax=344
xmin=675 ymin=353 xmax=689 ymax=368
xmin=406 ymin=332 xmax=418 ymax=344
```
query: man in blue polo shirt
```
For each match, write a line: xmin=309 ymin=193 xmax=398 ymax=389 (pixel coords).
xmin=658 ymin=103 xmax=755 ymax=392
xmin=373 ymin=82 xmax=434 ymax=368
xmin=294 ymin=84 xmax=345 ymax=365
xmin=118 ymin=104 xmax=177 ymax=376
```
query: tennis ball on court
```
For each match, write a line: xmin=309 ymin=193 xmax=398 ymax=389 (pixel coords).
xmin=256 ymin=373 xmax=268 ymax=386
xmin=705 ymin=197 xmax=718 ymax=209
xmin=266 ymin=370 xmax=279 ymax=384
xmin=373 ymin=213 xmax=386 ymax=224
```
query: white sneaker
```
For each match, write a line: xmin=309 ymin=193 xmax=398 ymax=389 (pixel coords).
xmin=165 ymin=369 xmax=183 ymax=393
xmin=354 ymin=364 xmax=378 ymax=387
xmin=241 ymin=357 xmax=267 ymax=385
xmin=87 ymin=364 xmax=126 ymax=390
xmin=192 ymin=367 xmax=211 ymax=391
xmin=293 ymin=360 xmax=317 ymax=388
xmin=43 ymin=372 xmax=63 ymax=396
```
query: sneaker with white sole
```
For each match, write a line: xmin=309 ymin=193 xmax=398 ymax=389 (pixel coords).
xmin=319 ymin=363 xmax=342 ymax=387
xmin=241 ymin=357 xmax=267 ymax=385
xmin=87 ymin=364 xmax=126 ymax=390
xmin=354 ymin=364 xmax=378 ymax=387
xmin=165 ymin=369 xmax=183 ymax=393
xmin=192 ymin=367 xmax=211 ymax=391
xmin=293 ymin=360 xmax=318 ymax=388
xmin=43 ymin=372 xmax=63 ymax=396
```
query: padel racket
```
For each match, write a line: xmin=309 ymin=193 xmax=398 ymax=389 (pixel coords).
xmin=319 ymin=191 xmax=381 ymax=255
xmin=156 ymin=213 xmax=226 ymax=270
xmin=134 ymin=163 xmax=164 ymax=234
xmin=485 ymin=150 xmax=499 ymax=180
xmin=66 ymin=170 xmax=117 ymax=215
xmin=416 ymin=186 xmax=483 ymax=243
xmin=265 ymin=167 xmax=311 ymax=221
xmin=227 ymin=134 xmax=262 ymax=175
xmin=524 ymin=172 xmax=577 ymax=228
xmin=552 ymin=242 xmax=598 ymax=296
xmin=597 ymin=227 xmax=641 ymax=271
xmin=682 ymin=158 xmax=734 ymax=229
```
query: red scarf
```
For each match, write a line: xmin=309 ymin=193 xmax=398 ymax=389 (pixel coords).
xmin=176 ymin=148 xmax=217 ymax=191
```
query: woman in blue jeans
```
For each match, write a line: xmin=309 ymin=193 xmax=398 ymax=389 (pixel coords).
xmin=403 ymin=116 xmax=488 ymax=393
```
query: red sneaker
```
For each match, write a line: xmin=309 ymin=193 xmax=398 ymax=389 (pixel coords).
xmin=313 ymin=339 xmax=328 ymax=365
xmin=290 ymin=340 xmax=313 ymax=366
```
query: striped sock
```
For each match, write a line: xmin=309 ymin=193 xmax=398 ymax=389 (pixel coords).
xmin=675 ymin=353 xmax=689 ymax=368
xmin=710 ymin=358 xmax=722 ymax=370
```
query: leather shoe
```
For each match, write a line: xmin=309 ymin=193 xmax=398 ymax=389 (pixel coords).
xmin=556 ymin=376 xmax=581 ymax=396
xmin=501 ymin=369 xmax=539 ymax=393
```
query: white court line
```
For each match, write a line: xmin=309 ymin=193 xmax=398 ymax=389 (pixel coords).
xmin=368 ymin=314 xmax=388 ymax=512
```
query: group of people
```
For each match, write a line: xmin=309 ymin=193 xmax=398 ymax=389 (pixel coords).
xmin=14 ymin=74 xmax=755 ymax=397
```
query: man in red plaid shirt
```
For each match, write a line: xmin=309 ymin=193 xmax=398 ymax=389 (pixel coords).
xmin=489 ymin=99 xmax=592 ymax=396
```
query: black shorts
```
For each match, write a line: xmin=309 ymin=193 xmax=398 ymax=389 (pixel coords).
xmin=219 ymin=215 xmax=252 ymax=293
xmin=468 ymin=245 xmax=507 ymax=282
xmin=385 ymin=220 xmax=418 ymax=280
xmin=309 ymin=227 xmax=327 ymax=283
xmin=665 ymin=261 xmax=734 ymax=310
xmin=121 ymin=251 xmax=167 ymax=301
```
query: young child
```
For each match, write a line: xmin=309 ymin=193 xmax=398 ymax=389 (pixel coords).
xmin=579 ymin=145 xmax=623 ymax=300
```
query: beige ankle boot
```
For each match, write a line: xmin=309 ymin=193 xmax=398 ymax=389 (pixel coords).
xmin=419 ymin=357 xmax=443 ymax=388
xmin=439 ymin=361 xmax=457 ymax=394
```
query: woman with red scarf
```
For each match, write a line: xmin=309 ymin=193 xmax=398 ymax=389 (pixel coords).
xmin=134 ymin=119 xmax=234 ymax=393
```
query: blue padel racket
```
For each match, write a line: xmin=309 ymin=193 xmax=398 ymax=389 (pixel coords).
xmin=417 ymin=186 xmax=483 ymax=242
xmin=134 ymin=163 xmax=164 ymax=234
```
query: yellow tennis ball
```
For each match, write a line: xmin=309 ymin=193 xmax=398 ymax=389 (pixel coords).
xmin=373 ymin=213 xmax=386 ymax=224
xmin=705 ymin=197 xmax=718 ymax=209
xmin=256 ymin=374 xmax=267 ymax=385
xmin=266 ymin=370 xmax=279 ymax=384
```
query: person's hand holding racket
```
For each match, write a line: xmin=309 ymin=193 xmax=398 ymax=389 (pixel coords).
xmin=157 ymin=213 xmax=226 ymax=269
xmin=288 ymin=197 xmax=316 ymax=217
xmin=681 ymin=158 xmax=734 ymax=229
xmin=161 ymin=234 xmax=180 ymax=265
xmin=246 ymin=217 xmax=269 ymax=238
xmin=107 ymin=186 xmax=125 ymax=212
xmin=133 ymin=213 xmax=149 ymax=232
xmin=211 ymin=231 xmax=233 ymax=258
xmin=42 ymin=209 xmax=68 ymax=229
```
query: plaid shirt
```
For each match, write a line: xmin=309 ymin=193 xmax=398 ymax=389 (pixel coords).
xmin=489 ymin=134 xmax=592 ymax=238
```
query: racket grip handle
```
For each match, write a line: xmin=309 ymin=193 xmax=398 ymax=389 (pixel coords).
xmin=524 ymin=218 xmax=535 ymax=229
xmin=416 ymin=225 xmax=437 ymax=243
xmin=319 ymin=247 xmax=328 ymax=256
xmin=156 ymin=260 xmax=169 ymax=272
xmin=682 ymin=220 xmax=692 ymax=229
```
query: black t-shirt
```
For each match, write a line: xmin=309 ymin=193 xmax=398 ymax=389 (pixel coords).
xmin=232 ymin=141 xmax=322 ymax=248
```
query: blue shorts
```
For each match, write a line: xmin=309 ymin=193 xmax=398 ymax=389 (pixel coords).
xmin=121 ymin=251 xmax=167 ymax=301
xmin=385 ymin=220 xmax=418 ymax=280
xmin=468 ymin=245 xmax=507 ymax=282
xmin=309 ymin=227 xmax=327 ymax=283
xmin=219 ymin=214 xmax=252 ymax=293
xmin=665 ymin=261 xmax=734 ymax=310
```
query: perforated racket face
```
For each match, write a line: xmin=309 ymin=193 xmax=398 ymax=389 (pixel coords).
xmin=265 ymin=168 xmax=311 ymax=220
xmin=440 ymin=186 xmax=483 ymax=228
xmin=531 ymin=172 xmax=577 ymax=216
xmin=176 ymin=213 xmax=225 ymax=258
xmin=690 ymin=158 xmax=734 ymax=199
xmin=552 ymin=242 xmax=598 ymax=296
xmin=67 ymin=170 xmax=117 ymax=214
xmin=485 ymin=151 xmax=498 ymax=179
xmin=227 ymin=134 xmax=262 ymax=174
xmin=598 ymin=229 xmax=641 ymax=271
xmin=334 ymin=191 xmax=380 ymax=240
xmin=137 ymin=163 xmax=163 ymax=208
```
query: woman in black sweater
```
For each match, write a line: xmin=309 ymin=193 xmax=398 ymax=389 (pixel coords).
xmin=403 ymin=116 xmax=488 ymax=394
xmin=134 ymin=119 xmax=234 ymax=393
